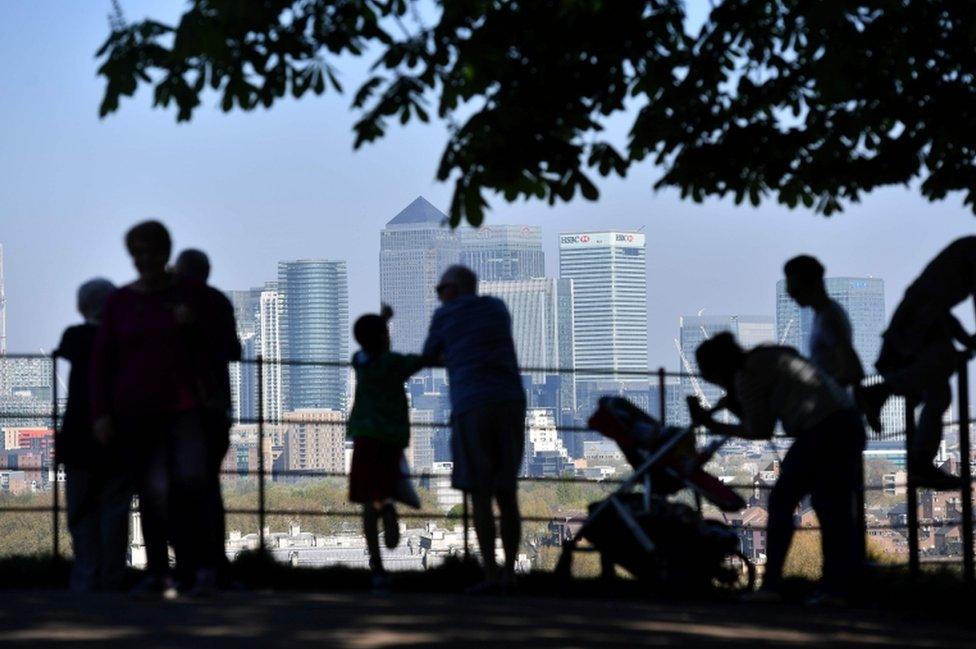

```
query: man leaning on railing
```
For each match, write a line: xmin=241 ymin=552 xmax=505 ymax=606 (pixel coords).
xmin=422 ymin=264 xmax=526 ymax=595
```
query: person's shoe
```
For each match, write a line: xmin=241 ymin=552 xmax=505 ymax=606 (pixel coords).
xmin=185 ymin=569 xmax=217 ymax=599
xmin=913 ymin=464 xmax=963 ymax=490
xmin=381 ymin=504 xmax=400 ymax=549
xmin=371 ymin=572 xmax=392 ymax=593
xmin=854 ymin=384 xmax=885 ymax=434
xmin=131 ymin=574 xmax=177 ymax=600
xmin=162 ymin=580 xmax=180 ymax=601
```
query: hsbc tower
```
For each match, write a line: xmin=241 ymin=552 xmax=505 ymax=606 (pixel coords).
xmin=559 ymin=231 xmax=649 ymax=422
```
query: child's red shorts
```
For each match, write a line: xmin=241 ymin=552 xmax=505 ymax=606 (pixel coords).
xmin=349 ymin=436 xmax=403 ymax=504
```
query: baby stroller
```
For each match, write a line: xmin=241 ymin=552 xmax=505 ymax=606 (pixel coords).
xmin=555 ymin=397 xmax=755 ymax=593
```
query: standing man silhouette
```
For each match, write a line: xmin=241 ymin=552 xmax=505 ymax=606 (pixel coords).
xmin=423 ymin=265 xmax=526 ymax=593
xmin=783 ymin=255 xmax=868 ymax=572
xmin=174 ymin=248 xmax=241 ymax=589
xmin=784 ymin=256 xmax=865 ymax=389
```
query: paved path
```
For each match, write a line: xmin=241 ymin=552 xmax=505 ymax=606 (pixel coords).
xmin=0 ymin=590 xmax=973 ymax=647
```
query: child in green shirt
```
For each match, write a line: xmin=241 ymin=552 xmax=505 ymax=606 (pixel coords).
xmin=347 ymin=305 xmax=426 ymax=589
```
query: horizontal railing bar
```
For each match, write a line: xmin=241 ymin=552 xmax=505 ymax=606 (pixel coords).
xmin=2 ymin=504 xmax=966 ymax=535
xmin=218 ymin=468 xmax=906 ymax=490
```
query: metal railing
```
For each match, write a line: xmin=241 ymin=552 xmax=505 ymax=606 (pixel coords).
xmin=0 ymin=351 xmax=973 ymax=584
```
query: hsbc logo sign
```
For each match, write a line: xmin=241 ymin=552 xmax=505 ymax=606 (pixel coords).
xmin=561 ymin=234 xmax=591 ymax=244
xmin=561 ymin=232 xmax=642 ymax=247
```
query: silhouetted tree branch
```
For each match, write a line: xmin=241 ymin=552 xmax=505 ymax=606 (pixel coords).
xmin=97 ymin=1 xmax=976 ymax=225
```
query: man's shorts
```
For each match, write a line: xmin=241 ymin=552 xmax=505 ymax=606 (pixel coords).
xmin=451 ymin=401 xmax=526 ymax=495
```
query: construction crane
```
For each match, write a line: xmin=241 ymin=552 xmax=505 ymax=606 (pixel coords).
xmin=779 ymin=315 xmax=795 ymax=345
xmin=674 ymin=338 xmax=711 ymax=409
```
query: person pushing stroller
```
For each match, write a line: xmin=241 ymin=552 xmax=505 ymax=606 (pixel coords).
xmin=689 ymin=333 xmax=865 ymax=601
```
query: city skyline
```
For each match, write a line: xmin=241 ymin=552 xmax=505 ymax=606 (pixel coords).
xmin=0 ymin=195 xmax=946 ymax=379
xmin=5 ymin=2 xmax=976 ymax=374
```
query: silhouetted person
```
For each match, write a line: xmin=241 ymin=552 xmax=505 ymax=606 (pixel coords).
xmin=784 ymin=255 xmax=865 ymax=388
xmin=174 ymin=248 xmax=241 ymax=586
xmin=858 ymin=237 xmax=976 ymax=489
xmin=57 ymin=278 xmax=130 ymax=592
xmin=422 ymin=265 xmax=525 ymax=593
xmin=689 ymin=333 xmax=864 ymax=601
xmin=347 ymin=305 xmax=426 ymax=591
xmin=91 ymin=221 xmax=218 ymax=598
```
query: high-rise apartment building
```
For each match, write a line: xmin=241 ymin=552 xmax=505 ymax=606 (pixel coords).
xmin=282 ymin=409 xmax=345 ymax=475
xmin=227 ymin=286 xmax=264 ymax=423
xmin=259 ymin=285 xmax=283 ymax=423
xmin=228 ymin=287 xmax=263 ymax=338
xmin=278 ymin=260 xmax=349 ymax=412
xmin=380 ymin=197 xmax=461 ymax=353
xmin=559 ymin=231 xmax=648 ymax=408
xmin=460 ymin=225 xmax=544 ymax=282
xmin=675 ymin=314 xmax=775 ymax=423
xmin=776 ymin=276 xmax=904 ymax=429
xmin=0 ymin=357 xmax=53 ymax=431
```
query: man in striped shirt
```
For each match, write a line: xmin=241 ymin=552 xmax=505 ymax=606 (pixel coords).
xmin=423 ymin=265 xmax=526 ymax=593
xmin=689 ymin=333 xmax=865 ymax=600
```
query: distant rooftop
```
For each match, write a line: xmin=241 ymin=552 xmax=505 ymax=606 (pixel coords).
xmin=386 ymin=196 xmax=448 ymax=227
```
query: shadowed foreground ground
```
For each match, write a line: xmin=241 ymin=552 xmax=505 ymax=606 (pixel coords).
xmin=1 ymin=589 xmax=974 ymax=648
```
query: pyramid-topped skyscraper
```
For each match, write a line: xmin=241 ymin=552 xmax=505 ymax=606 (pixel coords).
xmin=387 ymin=196 xmax=449 ymax=227
xmin=380 ymin=197 xmax=461 ymax=353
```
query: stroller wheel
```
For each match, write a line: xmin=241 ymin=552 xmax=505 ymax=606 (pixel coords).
xmin=712 ymin=551 xmax=755 ymax=594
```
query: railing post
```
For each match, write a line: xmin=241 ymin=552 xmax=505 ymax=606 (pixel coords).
xmin=657 ymin=367 xmax=666 ymax=425
xmin=256 ymin=355 xmax=266 ymax=554
xmin=50 ymin=354 xmax=59 ymax=560
xmin=905 ymin=396 xmax=920 ymax=579
xmin=957 ymin=354 xmax=974 ymax=585
xmin=462 ymin=492 xmax=470 ymax=562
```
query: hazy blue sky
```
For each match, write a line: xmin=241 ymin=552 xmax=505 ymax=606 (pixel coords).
xmin=2 ymin=1 xmax=975 ymax=370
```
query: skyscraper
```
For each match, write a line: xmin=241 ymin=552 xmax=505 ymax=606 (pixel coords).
xmin=776 ymin=277 xmax=885 ymax=363
xmin=460 ymin=225 xmax=544 ymax=281
xmin=380 ymin=197 xmax=547 ymax=353
xmin=380 ymin=197 xmax=461 ymax=353
xmin=776 ymin=276 xmax=904 ymax=429
xmin=559 ymin=230 xmax=648 ymax=399
xmin=478 ymin=277 xmax=561 ymax=382
xmin=259 ymin=284 xmax=283 ymax=423
xmin=676 ymin=314 xmax=775 ymax=422
xmin=556 ymin=278 xmax=576 ymax=423
xmin=278 ymin=261 xmax=349 ymax=412
xmin=227 ymin=286 xmax=264 ymax=423
xmin=479 ymin=277 xmax=575 ymax=439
